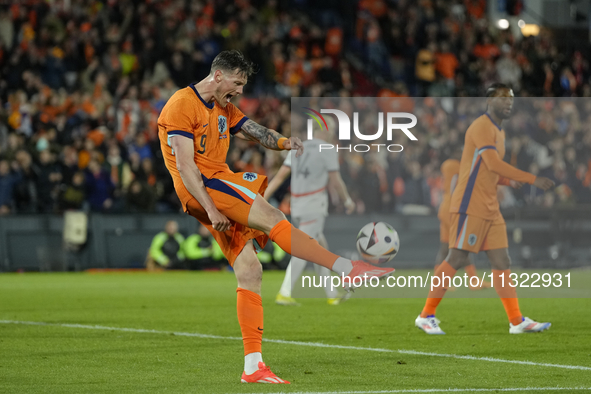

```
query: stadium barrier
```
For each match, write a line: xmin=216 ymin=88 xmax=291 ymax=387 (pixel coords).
xmin=0 ymin=208 xmax=590 ymax=272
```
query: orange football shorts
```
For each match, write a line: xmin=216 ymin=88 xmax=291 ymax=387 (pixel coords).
xmin=449 ymin=213 xmax=508 ymax=253
xmin=183 ymin=171 xmax=269 ymax=266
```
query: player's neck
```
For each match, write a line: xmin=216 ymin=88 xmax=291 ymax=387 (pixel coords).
xmin=194 ymin=79 xmax=216 ymax=104
xmin=486 ymin=111 xmax=504 ymax=129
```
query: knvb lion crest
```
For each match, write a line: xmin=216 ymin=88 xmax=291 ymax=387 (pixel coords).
xmin=468 ymin=234 xmax=477 ymax=246
xmin=243 ymin=172 xmax=258 ymax=182
xmin=218 ymin=115 xmax=227 ymax=134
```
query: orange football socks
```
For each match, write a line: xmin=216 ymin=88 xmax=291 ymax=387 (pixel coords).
xmin=420 ymin=260 xmax=457 ymax=317
xmin=269 ymin=219 xmax=339 ymax=270
xmin=236 ymin=288 xmax=263 ymax=356
xmin=492 ymin=269 xmax=523 ymax=325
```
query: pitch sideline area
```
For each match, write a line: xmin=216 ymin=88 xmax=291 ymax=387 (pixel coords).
xmin=246 ymin=389 xmax=591 ymax=394
xmin=1 ymin=271 xmax=590 ymax=393
xmin=1 ymin=319 xmax=590 ymax=372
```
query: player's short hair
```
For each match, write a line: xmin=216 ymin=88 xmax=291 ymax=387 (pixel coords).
xmin=211 ymin=50 xmax=255 ymax=78
xmin=486 ymin=83 xmax=511 ymax=97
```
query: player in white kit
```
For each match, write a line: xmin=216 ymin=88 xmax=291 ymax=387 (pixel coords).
xmin=265 ymin=127 xmax=356 ymax=305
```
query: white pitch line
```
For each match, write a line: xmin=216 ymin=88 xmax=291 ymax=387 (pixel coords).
xmin=1 ymin=320 xmax=591 ymax=372
xmin=244 ymin=388 xmax=591 ymax=394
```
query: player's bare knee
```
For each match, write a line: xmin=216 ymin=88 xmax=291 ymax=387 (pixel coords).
xmin=270 ymin=207 xmax=286 ymax=226
xmin=259 ymin=207 xmax=286 ymax=233
xmin=249 ymin=196 xmax=287 ymax=233
xmin=235 ymin=258 xmax=262 ymax=288
xmin=488 ymin=249 xmax=512 ymax=270
xmin=447 ymin=248 xmax=470 ymax=270
xmin=491 ymin=260 xmax=511 ymax=270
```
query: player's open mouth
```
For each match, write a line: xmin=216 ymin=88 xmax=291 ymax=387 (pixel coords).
xmin=226 ymin=94 xmax=233 ymax=102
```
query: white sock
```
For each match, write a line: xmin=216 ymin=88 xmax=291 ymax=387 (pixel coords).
xmin=289 ymin=257 xmax=308 ymax=291
xmin=331 ymin=257 xmax=353 ymax=276
xmin=278 ymin=258 xmax=308 ymax=297
xmin=278 ymin=262 xmax=292 ymax=297
xmin=244 ymin=352 xmax=263 ymax=375
xmin=315 ymin=265 xmax=338 ymax=298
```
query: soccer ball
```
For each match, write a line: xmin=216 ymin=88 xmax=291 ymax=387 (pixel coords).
xmin=356 ymin=222 xmax=400 ymax=265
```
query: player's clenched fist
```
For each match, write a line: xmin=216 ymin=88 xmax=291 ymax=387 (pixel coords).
xmin=208 ymin=209 xmax=231 ymax=232
xmin=533 ymin=177 xmax=555 ymax=191
xmin=283 ymin=137 xmax=304 ymax=157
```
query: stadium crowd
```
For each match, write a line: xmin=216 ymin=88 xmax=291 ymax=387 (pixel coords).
xmin=1 ymin=0 xmax=591 ymax=216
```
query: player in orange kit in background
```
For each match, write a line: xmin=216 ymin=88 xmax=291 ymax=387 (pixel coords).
xmin=415 ymin=83 xmax=555 ymax=335
xmin=436 ymin=147 xmax=490 ymax=290
xmin=158 ymin=50 xmax=394 ymax=383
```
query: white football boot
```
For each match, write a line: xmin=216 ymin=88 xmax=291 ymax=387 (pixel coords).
xmin=415 ymin=314 xmax=445 ymax=334
xmin=509 ymin=317 xmax=551 ymax=334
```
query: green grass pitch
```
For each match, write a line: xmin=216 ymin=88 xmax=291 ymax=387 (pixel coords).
xmin=1 ymin=270 xmax=590 ymax=393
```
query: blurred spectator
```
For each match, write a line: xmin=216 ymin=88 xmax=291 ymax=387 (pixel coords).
xmin=146 ymin=220 xmax=186 ymax=270
xmin=85 ymin=159 xmax=115 ymax=212
xmin=473 ymin=34 xmax=500 ymax=60
xmin=358 ymin=153 xmax=389 ymax=212
xmin=126 ymin=179 xmax=156 ymax=213
xmin=0 ymin=159 xmax=19 ymax=214
xmin=105 ymin=144 xmax=132 ymax=195
xmin=0 ymin=0 xmax=590 ymax=216
xmin=242 ymin=150 xmax=266 ymax=176
xmin=60 ymin=145 xmax=81 ymax=185
xmin=496 ymin=46 xmax=522 ymax=91
xmin=402 ymin=160 xmax=430 ymax=206
xmin=13 ymin=150 xmax=39 ymax=213
xmin=415 ymin=42 xmax=437 ymax=96
xmin=59 ymin=171 xmax=86 ymax=211
xmin=435 ymin=41 xmax=459 ymax=88
xmin=36 ymin=149 xmax=62 ymax=212
xmin=183 ymin=225 xmax=227 ymax=270
xmin=128 ymin=133 xmax=152 ymax=161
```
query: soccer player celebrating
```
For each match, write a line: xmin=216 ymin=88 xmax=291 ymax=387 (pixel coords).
xmin=264 ymin=119 xmax=356 ymax=306
xmin=415 ymin=83 xmax=555 ymax=335
xmin=436 ymin=147 xmax=490 ymax=290
xmin=158 ymin=50 xmax=393 ymax=383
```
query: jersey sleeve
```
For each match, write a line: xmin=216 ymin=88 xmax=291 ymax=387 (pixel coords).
xmin=160 ymin=97 xmax=199 ymax=140
xmin=498 ymin=176 xmax=512 ymax=186
xmin=441 ymin=160 xmax=458 ymax=182
xmin=442 ymin=160 xmax=460 ymax=191
xmin=471 ymin=122 xmax=536 ymax=184
xmin=227 ymin=103 xmax=249 ymax=135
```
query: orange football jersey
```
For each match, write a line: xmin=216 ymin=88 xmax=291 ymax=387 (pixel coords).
xmin=158 ymin=85 xmax=248 ymax=204
xmin=450 ymin=114 xmax=534 ymax=220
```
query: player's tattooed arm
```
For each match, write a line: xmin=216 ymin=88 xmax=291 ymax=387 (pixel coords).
xmin=239 ymin=119 xmax=283 ymax=150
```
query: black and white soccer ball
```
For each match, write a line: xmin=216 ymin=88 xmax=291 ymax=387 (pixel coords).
xmin=356 ymin=222 xmax=400 ymax=265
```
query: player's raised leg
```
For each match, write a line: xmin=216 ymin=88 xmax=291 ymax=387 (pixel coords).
xmin=247 ymin=194 xmax=395 ymax=284
xmin=486 ymin=248 xmax=551 ymax=334
xmin=234 ymin=240 xmax=290 ymax=384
